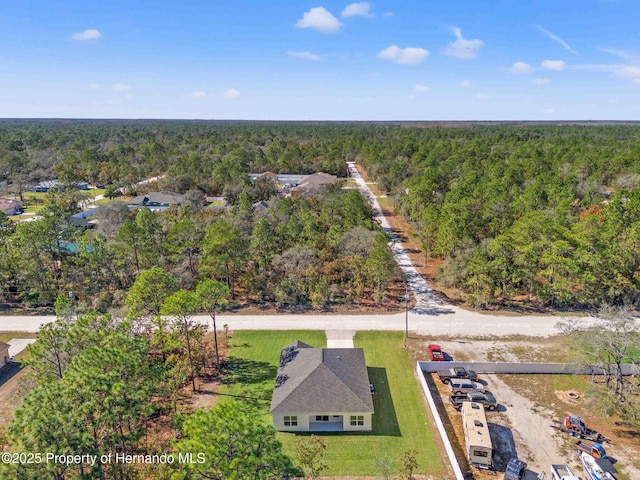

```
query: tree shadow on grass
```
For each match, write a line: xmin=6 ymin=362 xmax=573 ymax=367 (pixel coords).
xmin=223 ymin=356 xmax=277 ymax=386
xmin=221 ymin=356 xmax=277 ymax=409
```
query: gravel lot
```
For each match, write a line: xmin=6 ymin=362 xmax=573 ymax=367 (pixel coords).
xmin=426 ymin=339 xmax=640 ymax=480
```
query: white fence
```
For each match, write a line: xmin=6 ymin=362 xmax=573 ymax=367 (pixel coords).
xmin=418 ymin=361 xmax=640 ymax=376
xmin=415 ymin=362 xmax=465 ymax=480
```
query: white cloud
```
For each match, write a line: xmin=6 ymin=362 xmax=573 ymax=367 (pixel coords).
xmin=89 ymin=83 xmax=100 ymax=90
xmin=223 ymin=89 xmax=240 ymax=99
xmin=476 ymin=94 xmax=490 ymax=100
xmin=541 ymin=59 xmax=566 ymax=71
xmin=190 ymin=91 xmax=206 ymax=98
xmin=414 ymin=84 xmax=430 ymax=93
xmin=461 ymin=79 xmax=471 ymax=88
xmin=112 ymin=83 xmax=131 ymax=92
xmin=536 ymin=25 xmax=577 ymax=55
xmin=287 ymin=51 xmax=320 ymax=61
xmin=615 ymin=66 xmax=640 ymax=78
xmin=600 ymin=48 xmax=640 ymax=63
xmin=72 ymin=29 xmax=101 ymax=41
xmin=541 ymin=107 xmax=556 ymax=114
xmin=295 ymin=7 xmax=341 ymax=33
xmin=377 ymin=45 xmax=429 ymax=65
xmin=383 ymin=12 xmax=394 ymax=17
xmin=341 ymin=2 xmax=373 ymax=18
xmin=510 ymin=61 xmax=532 ymax=74
xmin=532 ymin=78 xmax=551 ymax=85
xmin=443 ymin=27 xmax=484 ymax=59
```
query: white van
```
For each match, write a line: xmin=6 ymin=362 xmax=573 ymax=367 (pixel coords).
xmin=449 ymin=379 xmax=485 ymax=395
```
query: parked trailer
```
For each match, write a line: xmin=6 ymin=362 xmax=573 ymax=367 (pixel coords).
xmin=560 ymin=414 xmax=605 ymax=443
xmin=462 ymin=401 xmax=493 ymax=470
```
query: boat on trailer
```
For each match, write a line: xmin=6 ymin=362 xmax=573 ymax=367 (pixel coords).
xmin=580 ymin=452 xmax=616 ymax=480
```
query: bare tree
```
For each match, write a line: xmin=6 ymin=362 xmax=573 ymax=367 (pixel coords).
xmin=557 ymin=305 xmax=640 ymax=402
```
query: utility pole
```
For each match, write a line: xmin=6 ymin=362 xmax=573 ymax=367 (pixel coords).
xmin=404 ymin=281 xmax=410 ymax=341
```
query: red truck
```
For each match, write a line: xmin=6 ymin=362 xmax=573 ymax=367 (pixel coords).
xmin=428 ymin=344 xmax=445 ymax=361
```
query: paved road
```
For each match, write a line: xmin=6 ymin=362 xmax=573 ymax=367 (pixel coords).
xmin=0 ymin=168 xmax=580 ymax=336
xmin=0 ymin=300 xmax=571 ymax=337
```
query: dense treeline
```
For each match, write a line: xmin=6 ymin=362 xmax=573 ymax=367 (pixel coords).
xmin=2 ymin=120 xmax=640 ymax=308
xmin=0 ymin=120 xmax=365 ymax=198
xmin=0 ymin=186 xmax=395 ymax=310
xmin=356 ymin=124 xmax=640 ymax=308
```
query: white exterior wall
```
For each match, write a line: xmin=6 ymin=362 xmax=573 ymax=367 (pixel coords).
xmin=272 ymin=412 xmax=372 ymax=432
xmin=342 ymin=412 xmax=372 ymax=431
xmin=272 ymin=413 xmax=310 ymax=432
xmin=0 ymin=346 xmax=9 ymax=369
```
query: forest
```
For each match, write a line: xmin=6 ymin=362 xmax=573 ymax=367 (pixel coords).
xmin=1 ymin=120 xmax=640 ymax=309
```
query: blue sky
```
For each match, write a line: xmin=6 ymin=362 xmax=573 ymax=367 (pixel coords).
xmin=1 ymin=0 xmax=639 ymax=120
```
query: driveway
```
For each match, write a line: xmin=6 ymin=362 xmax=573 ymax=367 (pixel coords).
xmin=7 ymin=339 xmax=36 ymax=357
xmin=325 ymin=330 xmax=355 ymax=348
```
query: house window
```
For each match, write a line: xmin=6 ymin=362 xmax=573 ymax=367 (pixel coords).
xmin=315 ymin=415 xmax=329 ymax=422
xmin=284 ymin=416 xmax=298 ymax=426
xmin=350 ymin=415 xmax=364 ymax=426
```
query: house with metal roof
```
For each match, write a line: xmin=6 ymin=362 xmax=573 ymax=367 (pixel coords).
xmin=270 ymin=340 xmax=374 ymax=432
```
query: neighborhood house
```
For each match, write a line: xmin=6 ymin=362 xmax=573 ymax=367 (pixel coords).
xmin=127 ymin=191 xmax=184 ymax=211
xmin=0 ymin=341 xmax=10 ymax=369
xmin=0 ymin=198 xmax=22 ymax=216
xmin=248 ymin=171 xmax=340 ymax=196
xmin=270 ymin=340 xmax=374 ymax=432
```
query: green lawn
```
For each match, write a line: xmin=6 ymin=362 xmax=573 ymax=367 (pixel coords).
xmin=220 ymin=330 xmax=445 ymax=477
xmin=0 ymin=332 xmax=37 ymax=344
xmin=218 ymin=330 xmax=327 ymax=411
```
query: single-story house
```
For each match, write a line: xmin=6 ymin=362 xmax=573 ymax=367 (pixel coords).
xmin=289 ymin=173 xmax=339 ymax=197
xmin=270 ymin=340 xmax=374 ymax=432
xmin=27 ymin=180 xmax=60 ymax=192
xmin=127 ymin=191 xmax=184 ymax=211
xmin=0 ymin=198 xmax=22 ymax=216
xmin=0 ymin=341 xmax=10 ymax=369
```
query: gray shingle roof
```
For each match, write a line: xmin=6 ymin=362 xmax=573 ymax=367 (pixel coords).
xmin=270 ymin=342 xmax=373 ymax=414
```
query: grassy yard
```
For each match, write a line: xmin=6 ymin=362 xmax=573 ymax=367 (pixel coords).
xmin=218 ymin=330 xmax=327 ymax=411
xmin=219 ymin=330 xmax=445 ymax=477
xmin=0 ymin=332 xmax=37 ymax=344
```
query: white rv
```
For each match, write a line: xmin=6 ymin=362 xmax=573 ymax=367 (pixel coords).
xmin=461 ymin=401 xmax=493 ymax=470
